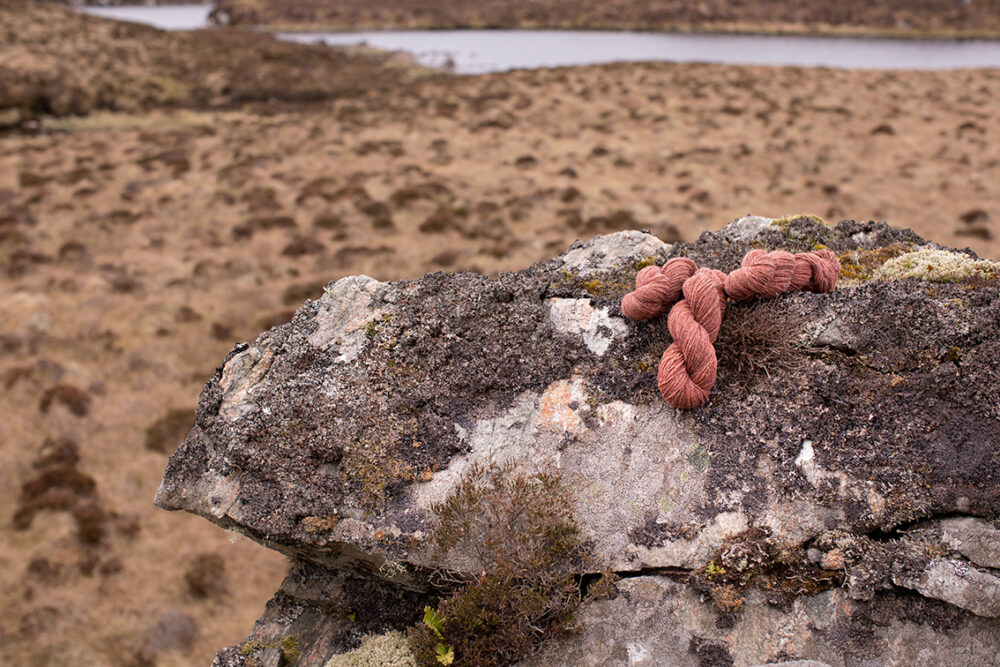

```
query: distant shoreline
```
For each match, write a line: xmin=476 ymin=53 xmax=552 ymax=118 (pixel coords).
xmin=58 ymin=0 xmax=1000 ymax=41
xmin=261 ymin=23 xmax=1000 ymax=43
xmin=208 ymin=0 xmax=1000 ymax=42
xmin=64 ymin=0 xmax=211 ymax=5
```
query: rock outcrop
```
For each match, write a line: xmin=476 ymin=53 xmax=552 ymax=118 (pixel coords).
xmin=156 ymin=216 xmax=1000 ymax=666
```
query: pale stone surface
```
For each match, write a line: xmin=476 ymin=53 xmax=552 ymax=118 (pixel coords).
xmin=893 ymin=558 xmax=1000 ymax=618
xmin=409 ymin=376 xmax=716 ymax=572
xmin=722 ymin=214 xmax=777 ymax=242
xmin=940 ymin=517 xmax=1000 ymax=569
xmin=523 ymin=581 xmax=1000 ymax=667
xmin=307 ymin=274 xmax=388 ymax=361
xmin=547 ymin=297 xmax=628 ymax=356
xmin=218 ymin=345 xmax=274 ymax=421
xmin=557 ymin=229 xmax=670 ymax=276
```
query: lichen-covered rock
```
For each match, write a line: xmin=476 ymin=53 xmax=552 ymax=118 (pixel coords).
xmin=158 ymin=216 xmax=1000 ymax=666
xmin=524 ymin=581 xmax=1000 ymax=667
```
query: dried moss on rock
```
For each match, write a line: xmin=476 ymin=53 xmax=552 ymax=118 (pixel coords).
xmin=874 ymin=247 xmax=1000 ymax=282
xmin=325 ymin=632 xmax=417 ymax=667
xmin=407 ymin=461 xmax=600 ymax=667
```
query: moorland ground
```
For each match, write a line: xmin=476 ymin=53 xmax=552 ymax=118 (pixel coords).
xmin=2 ymin=2 xmax=998 ymax=665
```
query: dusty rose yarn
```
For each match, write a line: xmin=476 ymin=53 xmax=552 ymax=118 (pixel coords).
xmin=622 ymin=249 xmax=840 ymax=408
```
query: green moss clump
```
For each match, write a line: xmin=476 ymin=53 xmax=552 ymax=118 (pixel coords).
xmin=407 ymin=461 xmax=606 ymax=666
xmin=551 ymin=268 xmax=632 ymax=300
xmin=280 ymin=637 xmax=301 ymax=661
xmin=362 ymin=313 xmax=393 ymax=338
xmin=873 ymin=248 xmax=1000 ymax=283
xmin=580 ymin=275 xmax=635 ymax=299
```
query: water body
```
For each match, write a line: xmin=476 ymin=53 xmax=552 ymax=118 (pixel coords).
xmin=78 ymin=5 xmax=1000 ymax=72
xmin=78 ymin=4 xmax=213 ymax=31
xmin=284 ymin=30 xmax=1000 ymax=73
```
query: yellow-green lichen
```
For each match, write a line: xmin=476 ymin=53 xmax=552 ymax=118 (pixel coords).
xmin=581 ymin=275 xmax=635 ymax=299
xmin=771 ymin=213 xmax=828 ymax=228
xmin=241 ymin=635 xmax=301 ymax=662
xmin=325 ymin=631 xmax=418 ymax=667
xmin=581 ymin=278 xmax=605 ymax=296
xmin=686 ymin=444 xmax=711 ymax=472
xmin=837 ymin=243 xmax=914 ymax=284
xmin=553 ymin=269 xmax=633 ymax=299
xmin=873 ymin=248 xmax=1000 ymax=283
xmin=770 ymin=214 xmax=833 ymax=246
xmin=343 ymin=437 xmax=416 ymax=507
xmin=634 ymin=255 xmax=660 ymax=270
xmin=362 ymin=313 xmax=393 ymax=338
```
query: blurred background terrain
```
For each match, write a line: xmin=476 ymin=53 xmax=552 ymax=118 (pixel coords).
xmin=1 ymin=1 xmax=997 ymax=664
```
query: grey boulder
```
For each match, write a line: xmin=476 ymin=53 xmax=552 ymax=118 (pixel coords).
xmin=156 ymin=216 xmax=1000 ymax=666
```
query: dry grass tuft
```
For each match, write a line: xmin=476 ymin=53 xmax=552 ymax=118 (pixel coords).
xmin=407 ymin=461 xmax=607 ymax=667
xmin=714 ymin=300 xmax=808 ymax=388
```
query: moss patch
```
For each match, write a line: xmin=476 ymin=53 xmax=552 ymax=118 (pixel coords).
xmin=241 ymin=635 xmax=301 ymax=662
xmin=689 ymin=528 xmax=843 ymax=614
xmin=771 ymin=213 xmax=828 ymax=228
xmin=634 ymin=255 xmax=660 ymax=270
xmin=341 ymin=436 xmax=417 ymax=508
xmin=326 ymin=631 xmax=417 ymax=667
xmin=770 ymin=214 xmax=834 ymax=247
xmin=873 ymin=248 xmax=1000 ymax=283
xmin=551 ymin=254 xmax=666 ymax=303
xmin=836 ymin=243 xmax=914 ymax=283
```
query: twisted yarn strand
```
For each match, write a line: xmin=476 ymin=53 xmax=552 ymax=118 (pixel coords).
xmin=620 ymin=257 xmax=696 ymax=320
xmin=657 ymin=268 xmax=727 ymax=408
xmin=623 ymin=249 xmax=840 ymax=408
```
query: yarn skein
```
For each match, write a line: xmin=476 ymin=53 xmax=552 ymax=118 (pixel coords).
xmin=622 ymin=249 xmax=840 ymax=408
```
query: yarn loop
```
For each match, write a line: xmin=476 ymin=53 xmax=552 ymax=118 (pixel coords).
xmin=623 ymin=248 xmax=840 ymax=408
